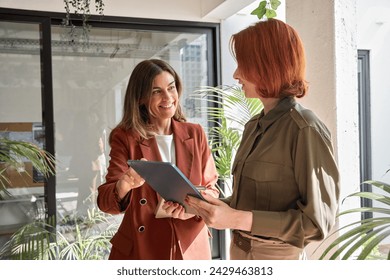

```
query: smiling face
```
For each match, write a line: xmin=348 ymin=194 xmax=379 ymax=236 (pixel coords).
xmin=148 ymin=71 xmax=178 ymax=133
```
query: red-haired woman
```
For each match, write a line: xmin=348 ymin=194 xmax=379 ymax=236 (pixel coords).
xmin=187 ymin=19 xmax=340 ymax=260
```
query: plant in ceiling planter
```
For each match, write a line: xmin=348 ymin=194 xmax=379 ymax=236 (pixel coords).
xmin=62 ymin=0 xmax=105 ymax=46
xmin=318 ymin=179 xmax=390 ymax=260
xmin=251 ymin=0 xmax=281 ymax=20
xmin=192 ymin=85 xmax=263 ymax=195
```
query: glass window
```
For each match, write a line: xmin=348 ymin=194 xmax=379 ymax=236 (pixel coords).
xmin=0 ymin=12 xmax=222 ymax=259
xmin=0 ymin=21 xmax=46 ymax=246
xmin=51 ymin=26 xmax=212 ymax=217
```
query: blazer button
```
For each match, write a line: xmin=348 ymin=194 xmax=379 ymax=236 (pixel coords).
xmin=140 ymin=198 xmax=147 ymax=205
xmin=138 ymin=225 xmax=145 ymax=232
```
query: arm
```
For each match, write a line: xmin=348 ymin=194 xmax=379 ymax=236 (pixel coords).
xmin=97 ymin=129 xmax=144 ymax=214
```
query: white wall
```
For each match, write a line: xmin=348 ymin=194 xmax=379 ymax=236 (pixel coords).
xmin=287 ymin=0 xmax=360 ymax=259
xmin=220 ymin=1 xmax=286 ymax=86
xmin=0 ymin=0 xmax=253 ymax=23
xmin=357 ymin=0 xmax=390 ymax=183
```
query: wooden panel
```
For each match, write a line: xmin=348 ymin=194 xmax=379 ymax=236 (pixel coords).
xmin=0 ymin=122 xmax=33 ymax=132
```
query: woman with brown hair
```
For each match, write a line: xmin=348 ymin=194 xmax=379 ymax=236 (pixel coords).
xmin=187 ymin=19 xmax=340 ymax=260
xmin=97 ymin=59 xmax=219 ymax=260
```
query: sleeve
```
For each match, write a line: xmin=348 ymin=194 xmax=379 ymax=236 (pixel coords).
xmin=97 ymin=128 xmax=132 ymax=214
xmin=294 ymin=126 xmax=340 ymax=244
xmin=250 ymin=126 xmax=340 ymax=248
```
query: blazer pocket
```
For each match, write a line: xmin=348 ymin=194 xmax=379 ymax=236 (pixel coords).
xmin=110 ymin=230 xmax=134 ymax=257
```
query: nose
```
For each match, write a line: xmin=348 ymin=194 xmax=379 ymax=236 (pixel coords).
xmin=161 ymin=89 xmax=171 ymax=100
xmin=233 ymin=68 xmax=239 ymax=80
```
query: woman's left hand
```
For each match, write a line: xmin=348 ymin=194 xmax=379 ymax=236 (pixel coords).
xmin=185 ymin=191 xmax=253 ymax=231
xmin=162 ymin=201 xmax=195 ymax=220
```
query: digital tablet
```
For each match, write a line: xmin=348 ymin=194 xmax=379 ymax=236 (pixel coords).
xmin=127 ymin=160 xmax=206 ymax=210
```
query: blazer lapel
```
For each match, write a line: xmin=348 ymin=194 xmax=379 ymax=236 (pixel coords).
xmin=171 ymin=120 xmax=194 ymax=179
xmin=138 ymin=138 xmax=162 ymax=161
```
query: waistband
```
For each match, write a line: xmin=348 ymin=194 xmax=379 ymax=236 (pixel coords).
xmin=232 ymin=230 xmax=282 ymax=252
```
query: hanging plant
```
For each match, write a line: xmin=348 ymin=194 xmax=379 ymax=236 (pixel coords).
xmin=251 ymin=0 xmax=281 ymax=20
xmin=62 ymin=0 xmax=105 ymax=46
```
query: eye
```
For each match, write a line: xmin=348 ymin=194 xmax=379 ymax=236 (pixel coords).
xmin=152 ymin=89 xmax=161 ymax=95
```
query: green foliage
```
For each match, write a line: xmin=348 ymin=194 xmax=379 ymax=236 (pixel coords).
xmin=192 ymin=86 xmax=263 ymax=193
xmin=0 ymin=138 xmax=56 ymax=199
xmin=251 ymin=0 xmax=281 ymax=20
xmin=0 ymin=207 xmax=118 ymax=260
xmin=319 ymin=180 xmax=390 ymax=260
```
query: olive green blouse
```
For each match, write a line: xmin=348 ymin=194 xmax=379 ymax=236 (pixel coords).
xmin=227 ymin=96 xmax=340 ymax=248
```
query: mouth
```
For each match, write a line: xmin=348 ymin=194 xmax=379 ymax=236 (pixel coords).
xmin=159 ymin=103 xmax=174 ymax=109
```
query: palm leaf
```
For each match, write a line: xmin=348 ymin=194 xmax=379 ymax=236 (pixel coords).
xmin=343 ymin=191 xmax=390 ymax=206
xmin=0 ymin=216 xmax=56 ymax=260
xmin=356 ymin=228 xmax=390 ymax=260
xmin=318 ymin=180 xmax=390 ymax=260
xmin=319 ymin=218 xmax=389 ymax=259
xmin=190 ymin=85 xmax=263 ymax=190
xmin=0 ymin=138 xmax=56 ymax=199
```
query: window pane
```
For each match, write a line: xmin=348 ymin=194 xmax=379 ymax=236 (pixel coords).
xmin=52 ymin=26 xmax=210 ymax=217
xmin=0 ymin=21 xmax=45 ymax=243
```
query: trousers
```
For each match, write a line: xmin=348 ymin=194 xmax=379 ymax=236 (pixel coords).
xmin=230 ymin=230 xmax=306 ymax=260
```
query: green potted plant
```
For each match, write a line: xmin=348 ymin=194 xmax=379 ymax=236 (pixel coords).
xmin=0 ymin=206 xmax=118 ymax=260
xmin=318 ymin=178 xmax=390 ymax=260
xmin=0 ymin=138 xmax=55 ymax=200
xmin=0 ymin=137 xmax=56 ymax=252
xmin=0 ymin=138 xmax=56 ymax=226
xmin=0 ymin=137 xmax=120 ymax=260
xmin=192 ymin=85 xmax=263 ymax=194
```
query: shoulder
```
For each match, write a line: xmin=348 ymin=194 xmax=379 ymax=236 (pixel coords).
xmin=173 ymin=120 xmax=205 ymax=134
xmin=109 ymin=126 xmax=139 ymax=144
xmin=290 ymin=103 xmax=332 ymax=142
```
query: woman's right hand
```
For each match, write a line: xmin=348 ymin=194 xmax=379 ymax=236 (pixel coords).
xmin=116 ymin=159 xmax=146 ymax=199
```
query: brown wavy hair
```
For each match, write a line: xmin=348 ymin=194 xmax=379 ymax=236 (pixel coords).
xmin=230 ymin=18 xmax=308 ymax=98
xmin=112 ymin=59 xmax=186 ymax=140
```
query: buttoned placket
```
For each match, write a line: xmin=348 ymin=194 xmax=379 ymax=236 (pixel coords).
xmin=231 ymin=121 xmax=264 ymax=208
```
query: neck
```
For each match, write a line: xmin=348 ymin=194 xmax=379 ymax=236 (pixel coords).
xmin=261 ymin=97 xmax=280 ymax=115
xmin=153 ymin=118 xmax=172 ymax=135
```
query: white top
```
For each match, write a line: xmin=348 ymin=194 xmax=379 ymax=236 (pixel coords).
xmin=155 ymin=134 xmax=175 ymax=164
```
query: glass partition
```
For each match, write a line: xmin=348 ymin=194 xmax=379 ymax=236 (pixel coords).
xmin=0 ymin=12 xmax=222 ymax=259
xmin=51 ymin=25 xmax=211 ymax=217
xmin=0 ymin=21 xmax=45 ymax=246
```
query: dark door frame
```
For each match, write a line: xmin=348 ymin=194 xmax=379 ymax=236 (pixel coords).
xmin=357 ymin=49 xmax=373 ymax=220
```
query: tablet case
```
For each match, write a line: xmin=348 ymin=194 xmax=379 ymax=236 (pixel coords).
xmin=127 ymin=160 xmax=205 ymax=211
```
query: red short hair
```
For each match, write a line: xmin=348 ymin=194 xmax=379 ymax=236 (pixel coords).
xmin=231 ymin=19 xmax=308 ymax=98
